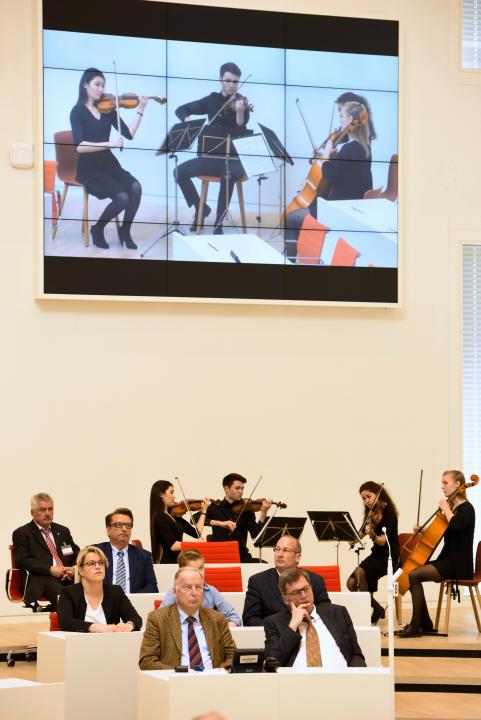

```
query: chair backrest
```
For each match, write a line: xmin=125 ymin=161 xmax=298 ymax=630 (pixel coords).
xmin=204 ymin=566 xmax=243 ymax=592
xmin=5 ymin=568 xmax=27 ymax=602
xmin=382 ymin=154 xmax=398 ymax=202
xmin=53 ymin=131 xmax=81 ymax=186
xmin=300 ymin=565 xmax=341 ymax=592
xmin=331 ymin=237 xmax=360 ymax=266
xmin=44 ymin=160 xmax=57 ymax=193
xmin=154 ymin=599 xmax=162 ymax=610
xmin=296 ymin=215 xmax=329 ymax=265
xmin=131 ymin=539 xmax=143 ymax=549
xmin=180 ymin=541 xmax=240 ymax=563
xmin=471 ymin=540 xmax=481 ymax=581
xmin=49 ymin=612 xmax=60 ymax=631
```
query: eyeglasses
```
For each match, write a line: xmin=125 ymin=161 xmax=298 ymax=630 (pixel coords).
xmin=284 ymin=584 xmax=311 ymax=598
xmin=110 ymin=522 xmax=133 ymax=529
xmin=273 ymin=547 xmax=297 ymax=554
xmin=82 ymin=560 xmax=106 ymax=568
xmin=180 ymin=584 xmax=204 ymax=592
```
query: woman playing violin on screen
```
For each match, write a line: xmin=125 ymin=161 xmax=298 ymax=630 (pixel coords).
xmin=70 ymin=68 xmax=148 ymax=250
xmin=285 ymin=93 xmax=375 ymax=259
xmin=347 ymin=482 xmax=399 ymax=625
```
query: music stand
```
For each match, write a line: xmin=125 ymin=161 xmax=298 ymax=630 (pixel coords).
xmin=307 ymin=510 xmax=363 ymax=565
xmin=253 ymin=516 xmax=306 ymax=562
xmin=257 ymin=123 xmax=293 ymax=242
xmin=141 ymin=119 xmax=205 ymax=258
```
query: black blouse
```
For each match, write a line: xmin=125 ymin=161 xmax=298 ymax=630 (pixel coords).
xmin=371 ymin=505 xmax=399 ymax=565
xmin=154 ymin=512 xmax=198 ymax=564
xmin=322 ymin=140 xmax=373 ymax=201
xmin=435 ymin=501 xmax=475 ymax=579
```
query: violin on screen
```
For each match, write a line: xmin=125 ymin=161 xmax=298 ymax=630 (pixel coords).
xmin=95 ymin=93 xmax=166 ymax=113
xmin=225 ymin=93 xmax=254 ymax=113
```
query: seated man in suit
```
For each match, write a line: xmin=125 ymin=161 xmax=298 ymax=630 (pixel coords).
xmin=95 ymin=507 xmax=158 ymax=594
xmin=264 ymin=568 xmax=366 ymax=668
xmin=162 ymin=549 xmax=241 ymax=626
xmin=242 ymin=534 xmax=330 ymax=625
xmin=12 ymin=492 xmax=79 ymax=610
xmin=139 ymin=567 xmax=235 ymax=670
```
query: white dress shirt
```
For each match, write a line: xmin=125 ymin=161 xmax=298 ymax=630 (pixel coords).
xmin=292 ymin=608 xmax=348 ymax=669
xmin=85 ymin=599 xmax=107 ymax=626
xmin=178 ymin=609 xmax=213 ymax=669
xmin=111 ymin=544 xmax=131 ymax=593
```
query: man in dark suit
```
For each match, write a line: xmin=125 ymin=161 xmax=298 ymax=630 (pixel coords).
xmin=95 ymin=508 xmax=158 ymax=594
xmin=12 ymin=492 xmax=79 ymax=609
xmin=242 ymin=534 xmax=330 ymax=625
xmin=264 ymin=567 xmax=366 ymax=667
xmin=139 ymin=567 xmax=235 ymax=670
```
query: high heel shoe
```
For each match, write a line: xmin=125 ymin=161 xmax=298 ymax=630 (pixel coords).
xmin=370 ymin=605 xmax=386 ymax=624
xmin=119 ymin=226 xmax=137 ymax=250
xmin=90 ymin=224 xmax=109 ymax=249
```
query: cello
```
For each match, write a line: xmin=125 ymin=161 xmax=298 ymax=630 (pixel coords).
xmin=397 ymin=473 xmax=479 ymax=595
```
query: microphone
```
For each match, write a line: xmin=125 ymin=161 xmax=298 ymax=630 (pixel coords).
xmin=230 ymin=250 xmax=241 ymax=263
xmin=382 ymin=526 xmax=392 ymax=562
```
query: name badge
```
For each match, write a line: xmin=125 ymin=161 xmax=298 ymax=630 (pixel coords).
xmin=61 ymin=545 xmax=74 ymax=556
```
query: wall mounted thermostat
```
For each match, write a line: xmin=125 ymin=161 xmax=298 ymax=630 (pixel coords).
xmin=10 ymin=143 xmax=34 ymax=169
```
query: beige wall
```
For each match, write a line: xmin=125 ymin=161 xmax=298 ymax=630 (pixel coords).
xmin=1 ymin=0 xmax=478 ymax=616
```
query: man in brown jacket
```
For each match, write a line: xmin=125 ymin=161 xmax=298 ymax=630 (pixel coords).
xmin=139 ymin=567 xmax=235 ymax=670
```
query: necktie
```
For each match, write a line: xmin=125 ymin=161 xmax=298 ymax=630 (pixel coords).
xmin=305 ymin=617 xmax=322 ymax=667
xmin=116 ymin=550 xmax=126 ymax=591
xmin=41 ymin=529 xmax=63 ymax=566
xmin=186 ymin=616 xmax=204 ymax=669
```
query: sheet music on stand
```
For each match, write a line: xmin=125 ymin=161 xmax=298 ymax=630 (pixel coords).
xmin=156 ymin=119 xmax=205 ymax=155
xmin=253 ymin=516 xmax=306 ymax=562
xmin=233 ymin=133 xmax=277 ymax=178
xmin=307 ymin=510 xmax=363 ymax=565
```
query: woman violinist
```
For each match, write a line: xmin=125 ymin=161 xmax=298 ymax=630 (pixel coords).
xmin=396 ymin=470 xmax=476 ymax=638
xmin=149 ymin=480 xmax=210 ymax=564
xmin=347 ymin=482 xmax=399 ymax=625
xmin=70 ymin=68 xmax=148 ymax=250
xmin=285 ymin=93 xmax=375 ymax=257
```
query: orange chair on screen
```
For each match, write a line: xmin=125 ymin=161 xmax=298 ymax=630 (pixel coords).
xmin=364 ymin=154 xmax=398 ymax=202
xmin=296 ymin=215 xmax=329 ymax=265
xmin=204 ymin=566 xmax=243 ymax=592
xmin=300 ymin=565 xmax=341 ymax=592
xmin=180 ymin=540 xmax=240 ymax=563
xmin=331 ymin=237 xmax=361 ymax=266
xmin=44 ymin=160 xmax=61 ymax=227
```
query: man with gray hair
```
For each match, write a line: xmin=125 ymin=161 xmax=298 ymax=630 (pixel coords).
xmin=12 ymin=493 xmax=79 ymax=610
xmin=139 ymin=567 xmax=235 ymax=670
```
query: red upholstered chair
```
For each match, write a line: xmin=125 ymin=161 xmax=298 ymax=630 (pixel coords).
xmin=49 ymin=612 xmax=60 ymax=631
xmin=300 ymin=565 xmax=341 ymax=592
xmin=330 ymin=237 xmax=361 ymax=266
xmin=296 ymin=215 xmax=329 ymax=265
xmin=180 ymin=541 xmax=240 ymax=563
xmin=131 ymin=539 xmax=143 ymax=549
xmin=6 ymin=545 xmax=28 ymax=603
xmin=52 ymin=130 xmax=120 ymax=247
xmin=434 ymin=541 xmax=481 ymax=635
xmin=154 ymin=599 xmax=162 ymax=610
xmin=195 ymin=175 xmax=248 ymax=233
xmin=203 ymin=566 xmax=242 ymax=592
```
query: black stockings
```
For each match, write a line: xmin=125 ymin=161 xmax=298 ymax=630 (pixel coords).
xmin=96 ymin=181 xmax=142 ymax=231
xmin=347 ymin=567 xmax=382 ymax=612
xmin=408 ymin=564 xmax=442 ymax=629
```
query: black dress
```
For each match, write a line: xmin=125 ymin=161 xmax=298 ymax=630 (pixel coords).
xmin=322 ymin=140 xmax=373 ymax=200
xmin=70 ymin=104 xmax=136 ymax=199
xmin=154 ymin=512 xmax=198 ymax=564
xmin=357 ymin=506 xmax=399 ymax=593
xmin=431 ymin=501 xmax=475 ymax=579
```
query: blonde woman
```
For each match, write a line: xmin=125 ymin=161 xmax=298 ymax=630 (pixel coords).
xmin=57 ymin=545 xmax=142 ymax=632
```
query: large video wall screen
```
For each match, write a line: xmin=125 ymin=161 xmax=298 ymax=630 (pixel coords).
xmin=42 ymin=0 xmax=399 ymax=304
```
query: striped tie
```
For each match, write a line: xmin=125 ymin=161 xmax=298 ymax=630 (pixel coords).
xmin=187 ymin=616 xmax=204 ymax=669
xmin=116 ymin=550 xmax=126 ymax=591
xmin=41 ymin=529 xmax=63 ymax=567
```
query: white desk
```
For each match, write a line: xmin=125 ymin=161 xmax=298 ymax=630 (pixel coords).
xmin=0 ymin=678 xmax=64 ymax=720
xmin=153 ymin=562 xmax=274 ymax=595
xmin=168 ymin=232 xmax=287 ymax=264
xmin=37 ymin=630 xmax=143 ymax=720
xmin=137 ymin=667 xmax=393 ymax=720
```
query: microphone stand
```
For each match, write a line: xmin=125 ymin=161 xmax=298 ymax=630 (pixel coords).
xmin=383 ymin=525 xmax=396 ymax=718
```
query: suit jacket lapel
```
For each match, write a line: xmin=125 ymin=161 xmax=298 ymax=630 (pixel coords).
xmin=104 ymin=545 xmax=114 ymax=584
xmin=316 ymin=603 xmax=339 ymax=642
xmin=30 ymin=520 xmax=51 ymax=556
xmin=127 ymin=545 xmax=136 ymax=590
xmin=199 ymin=607 xmax=215 ymax=662
xmin=167 ymin=605 xmax=182 ymax=655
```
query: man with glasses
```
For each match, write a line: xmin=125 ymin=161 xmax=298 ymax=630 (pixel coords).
xmin=242 ymin=535 xmax=330 ymax=626
xmin=264 ymin=568 xmax=365 ymax=667
xmin=12 ymin=492 xmax=79 ymax=610
xmin=139 ymin=567 xmax=235 ymax=670
xmin=95 ymin=507 xmax=158 ymax=593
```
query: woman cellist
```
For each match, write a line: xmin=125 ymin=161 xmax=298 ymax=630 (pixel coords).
xmin=347 ymin=482 xmax=399 ymax=625
xmin=396 ymin=470 xmax=476 ymax=638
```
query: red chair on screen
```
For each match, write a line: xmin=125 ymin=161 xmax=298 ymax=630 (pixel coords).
xmin=364 ymin=154 xmax=398 ymax=202
xmin=204 ymin=566 xmax=242 ymax=592
xmin=180 ymin=541 xmax=240 ymax=563
xmin=296 ymin=215 xmax=329 ymax=265
xmin=331 ymin=237 xmax=361 ymax=267
xmin=300 ymin=565 xmax=341 ymax=592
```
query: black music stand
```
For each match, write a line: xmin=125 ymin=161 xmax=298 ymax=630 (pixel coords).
xmin=141 ymin=120 xmax=205 ymax=258
xmin=307 ymin=511 xmax=363 ymax=565
xmin=253 ymin=516 xmax=306 ymax=562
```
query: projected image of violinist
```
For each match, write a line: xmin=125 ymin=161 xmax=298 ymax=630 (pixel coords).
xmin=174 ymin=62 xmax=253 ymax=235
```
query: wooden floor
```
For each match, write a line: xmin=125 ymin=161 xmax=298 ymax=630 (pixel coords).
xmin=1 ymin=607 xmax=480 ymax=719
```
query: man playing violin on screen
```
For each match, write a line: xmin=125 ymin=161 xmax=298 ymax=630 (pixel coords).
xmin=174 ymin=62 xmax=252 ymax=235
xmin=195 ymin=473 xmax=271 ymax=562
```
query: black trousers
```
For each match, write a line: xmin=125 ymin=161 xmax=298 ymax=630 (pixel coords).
xmin=175 ymin=156 xmax=244 ymax=225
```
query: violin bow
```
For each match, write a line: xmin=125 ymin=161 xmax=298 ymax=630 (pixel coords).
xmin=416 ymin=469 xmax=423 ymax=526
xmin=206 ymin=74 xmax=252 ymax=128
xmin=113 ymin=61 xmax=123 ymax=152
xmin=295 ymin=98 xmax=317 ymax=155
xmin=234 ymin=474 xmax=263 ymax=526
xmin=174 ymin=475 xmax=201 ymax=539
